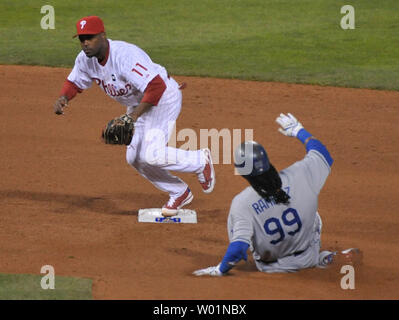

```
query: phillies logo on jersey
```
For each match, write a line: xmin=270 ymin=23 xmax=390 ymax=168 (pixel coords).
xmin=93 ymin=78 xmax=139 ymax=97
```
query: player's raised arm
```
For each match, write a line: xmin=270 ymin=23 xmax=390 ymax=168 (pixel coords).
xmin=276 ymin=113 xmax=333 ymax=194
xmin=275 ymin=113 xmax=333 ymax=167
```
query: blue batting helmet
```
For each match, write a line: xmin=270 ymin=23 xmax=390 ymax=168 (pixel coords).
xmin=234 ymin=141 xmax=270 ymax=176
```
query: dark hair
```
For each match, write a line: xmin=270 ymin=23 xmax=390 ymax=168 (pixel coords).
xmin=78 ymin=34 xmax=96 ymax=42
xmin=243 ymin=164 xmax=290 ymax=205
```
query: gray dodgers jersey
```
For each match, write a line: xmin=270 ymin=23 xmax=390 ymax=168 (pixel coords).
xmin=227 ymin=149 xmax=331 ymax=263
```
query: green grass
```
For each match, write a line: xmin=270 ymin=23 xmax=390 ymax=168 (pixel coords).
xmin=0 ymin=273 xmax=92 ymax=300
xmin=1 ymin=0 xmax=398 ymax=89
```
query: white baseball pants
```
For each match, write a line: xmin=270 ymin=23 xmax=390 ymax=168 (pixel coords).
xmin=126 ymin=77 xmax=205 ymax=198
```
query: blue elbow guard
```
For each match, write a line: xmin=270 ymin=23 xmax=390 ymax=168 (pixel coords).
xmin=219 ymin=241 xmax=249 ymax=273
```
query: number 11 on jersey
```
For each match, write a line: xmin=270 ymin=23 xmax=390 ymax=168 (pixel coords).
xmin=132 ymin=63 xmax=147 ymax=76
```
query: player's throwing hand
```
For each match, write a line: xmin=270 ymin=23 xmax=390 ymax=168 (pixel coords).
xmin=275 ymin=113 xmax=304 ymax=137
xmin=53 ymin=95 xmax=68 ymax=115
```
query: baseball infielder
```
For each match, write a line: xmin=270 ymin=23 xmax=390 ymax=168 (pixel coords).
xmin=194 ymin=113 xmax=359 ymax=276
xmin=53 ymin=16 xmax=215 ymax=216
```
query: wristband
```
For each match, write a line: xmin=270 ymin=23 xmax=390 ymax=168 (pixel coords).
xmin=297 ymin=128 xmax=312 ymax=144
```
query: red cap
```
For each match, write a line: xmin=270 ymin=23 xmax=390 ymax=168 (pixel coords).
xmin=73 ymin=16 xmax=105 ymax=38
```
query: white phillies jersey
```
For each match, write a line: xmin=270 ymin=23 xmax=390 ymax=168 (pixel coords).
xmin=227 ymin=150 xmax=331 ymax=263
xmin=67 ymin=39 xmax=170 ymax=108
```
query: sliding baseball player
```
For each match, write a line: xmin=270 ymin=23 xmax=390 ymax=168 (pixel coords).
xmin=194 ymin=113 xmax=360 ymax=276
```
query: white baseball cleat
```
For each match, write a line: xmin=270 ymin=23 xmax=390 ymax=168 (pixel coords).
xmin=197 ymin=148 xmax=216 ymax=194
xmin=161 ymin=187 xmax=194 ymax=217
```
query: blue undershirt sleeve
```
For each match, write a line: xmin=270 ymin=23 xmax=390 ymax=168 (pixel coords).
xmin=297 ymin=128 xmax=333 ymax=167
xmin=219 ymin=241 xmax=250 ymax=273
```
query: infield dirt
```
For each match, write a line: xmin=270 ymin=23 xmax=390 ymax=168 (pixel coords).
xmin=0 ymin=65 xmax=398 ymax=299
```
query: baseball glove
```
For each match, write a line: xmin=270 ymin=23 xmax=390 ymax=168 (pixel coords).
xmin=102 ymin=114 xmax=135 ymax=145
